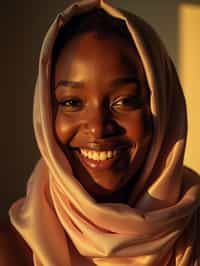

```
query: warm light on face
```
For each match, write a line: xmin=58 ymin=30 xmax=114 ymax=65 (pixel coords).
xmin=178 ymin=3 xmax=200 ymax=173
xmin=53 ymin=32 xmax=153 ymax=200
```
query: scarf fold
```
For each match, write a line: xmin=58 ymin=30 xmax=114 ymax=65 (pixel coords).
xmin=9 ymin=0 xmax=200 ymax=265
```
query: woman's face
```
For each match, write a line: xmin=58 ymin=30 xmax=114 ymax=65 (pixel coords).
xmin=54 ymin=32 xmax=152 ymax=198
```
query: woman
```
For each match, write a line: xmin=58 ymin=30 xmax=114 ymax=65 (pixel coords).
xmin=1 ymin=0 xmax=200 ymax=265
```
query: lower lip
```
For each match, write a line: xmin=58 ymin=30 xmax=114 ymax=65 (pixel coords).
xmin=77 ymin=150 xmax=127 ymax=170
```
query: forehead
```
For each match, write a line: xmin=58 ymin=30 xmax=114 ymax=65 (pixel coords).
xmin=54 ymin=32 xmax=146 ymax=87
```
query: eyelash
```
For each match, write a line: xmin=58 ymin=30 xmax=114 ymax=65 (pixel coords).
xmin=57 ymin=97 xmax=83 ymax=112
xmin=58 ymin=95 xmax=143 ymax=112
xmin=112 ymin=96 xmax=143 ymax=110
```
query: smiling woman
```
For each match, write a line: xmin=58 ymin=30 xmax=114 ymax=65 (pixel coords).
xmin=53 ymin=14 xmax=152 ymax=201
xmin=1 ymin=0 xmax=200 ymax=265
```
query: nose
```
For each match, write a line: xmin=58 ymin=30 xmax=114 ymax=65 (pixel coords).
xmin=83 ymin=106 xmax=124 ymax=139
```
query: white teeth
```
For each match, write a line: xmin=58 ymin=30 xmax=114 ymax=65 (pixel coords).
xmin=99 ymin=151 xmax=107 ymax=161
xmin=92 ymin=151 xmax=99 ymax=160
xmin=107 ymin=151 xmax=112 ymax=158
xmin=80 ymin=149 xmax=118 ymax=161
xmin=88 ymin=151 xmax=92 ymax=158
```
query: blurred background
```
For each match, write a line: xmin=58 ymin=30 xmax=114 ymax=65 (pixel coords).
xmin=0 ymin=0 xmax=199 ymax=220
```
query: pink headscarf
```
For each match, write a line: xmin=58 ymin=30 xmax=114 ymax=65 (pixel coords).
xmin=9 ymin=0 xmax=200 ymax=265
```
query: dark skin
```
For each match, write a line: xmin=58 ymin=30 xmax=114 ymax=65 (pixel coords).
xmin=54 ymin=32 xmax=153 ymax=204
xmin=0 ymin=32 xmax=153 ymax=266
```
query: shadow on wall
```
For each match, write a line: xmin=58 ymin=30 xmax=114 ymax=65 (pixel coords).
xmin=0 ymin=0 xmax=197 ymax=220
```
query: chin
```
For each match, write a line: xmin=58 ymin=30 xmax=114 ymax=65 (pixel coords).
xmin=92 ymin=173 xmax=130 ymax=192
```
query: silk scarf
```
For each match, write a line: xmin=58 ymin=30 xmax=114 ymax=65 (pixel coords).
xmin=9 ymin=0 xmax=200 ymax=265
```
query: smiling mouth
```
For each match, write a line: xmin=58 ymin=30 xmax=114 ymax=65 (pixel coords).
xmin=75 ymin=147 xmax=130 ymax=171
xmin=80 ymin=149 xmax=118 ymax=161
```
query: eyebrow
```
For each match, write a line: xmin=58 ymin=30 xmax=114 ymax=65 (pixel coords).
xmin=55 ymin=76 xmax=139 ymax=90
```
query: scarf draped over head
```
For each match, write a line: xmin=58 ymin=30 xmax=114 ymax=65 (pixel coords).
xmin=9 ymin=0 xmax=200 ymax=265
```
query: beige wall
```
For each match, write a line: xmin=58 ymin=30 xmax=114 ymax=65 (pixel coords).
xmin=0 ymin=0 xmax=198 ymax=219
xmin=178 ymin=4 xmax=200 ymax=172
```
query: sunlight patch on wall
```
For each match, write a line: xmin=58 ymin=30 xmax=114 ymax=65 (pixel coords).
xmin=178 ymin=3 xmax=200 ymax=172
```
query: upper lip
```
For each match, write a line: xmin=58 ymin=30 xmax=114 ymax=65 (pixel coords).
xmin=72 ymin=141 xmax=131 ymax=151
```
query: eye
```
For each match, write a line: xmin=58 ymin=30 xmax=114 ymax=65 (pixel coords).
xmin=112 ymin=95 xmax=143 ymax=111
xmin=58 ymin=97 xmax=83 ymax=111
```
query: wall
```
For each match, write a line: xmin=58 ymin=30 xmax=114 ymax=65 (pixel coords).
xmin=0 ymin=0 xmax=199 ymax=220
xmin=178 ymin=3 xmax=200 ymax=172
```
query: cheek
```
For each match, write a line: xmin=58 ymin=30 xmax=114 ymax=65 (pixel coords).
xmin=123 ymin=110 xmax=148 ymax=142
xmin=55 ymin=109 xmax=79 ymax=144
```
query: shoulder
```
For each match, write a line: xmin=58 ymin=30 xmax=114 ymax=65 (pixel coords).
xmin=0 ymin=218 xmax=33 ymax=266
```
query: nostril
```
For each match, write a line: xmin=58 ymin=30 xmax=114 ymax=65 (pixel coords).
xmin=106 ymin=120 xmax=126 ymax=137
xmin=83 ymin=118 xmax=125 ymax=139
